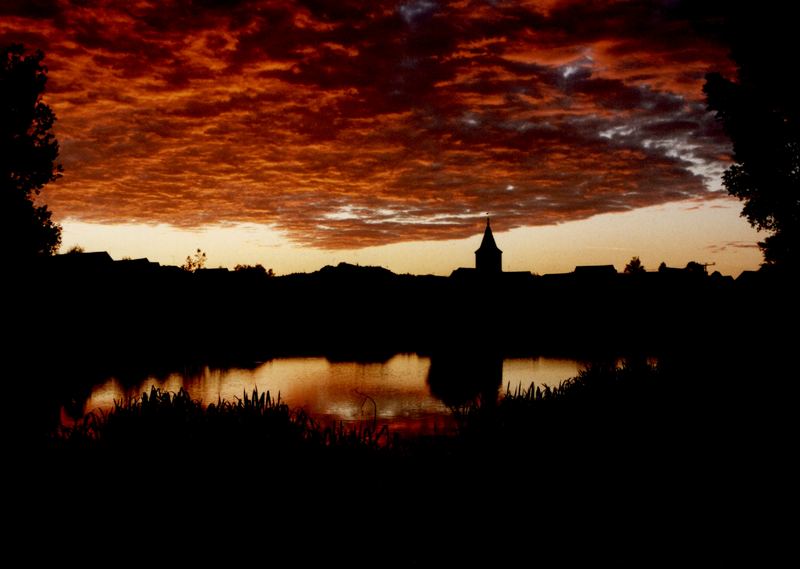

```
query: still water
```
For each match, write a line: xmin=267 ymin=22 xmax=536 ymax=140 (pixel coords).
xmin=75 ymin=354 xmax=582 ymax=434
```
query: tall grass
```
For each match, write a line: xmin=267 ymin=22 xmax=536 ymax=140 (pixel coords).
xmin=450 ymin=359 xmax=677 ymax=453
xmin=55 ymin=359 xmax=698 ymax=463
xmin=58 ymin=386 xmax=392 ymax=456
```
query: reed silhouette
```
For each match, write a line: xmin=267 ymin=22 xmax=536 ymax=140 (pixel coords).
xmin=17 ymin=316 xmax=792 ymax=566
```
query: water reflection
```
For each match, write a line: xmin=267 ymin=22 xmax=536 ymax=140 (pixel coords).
xmin=74 ymin=354 xmax=582 ymax=434
xmin=427 ymin=354 xmax=503 ymax=408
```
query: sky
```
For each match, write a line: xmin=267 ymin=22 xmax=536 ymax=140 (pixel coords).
xmin=1 ymin=0 xmax=763 ymax=275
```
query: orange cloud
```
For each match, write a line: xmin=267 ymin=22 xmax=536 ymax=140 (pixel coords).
xmin=1 ymin=0 xmax=735 ymax=248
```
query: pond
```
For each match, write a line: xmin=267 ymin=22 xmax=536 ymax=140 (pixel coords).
xmin=69 ymin=354 xmax=584 ymax=434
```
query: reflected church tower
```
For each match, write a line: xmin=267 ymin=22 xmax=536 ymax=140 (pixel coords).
xmin=475 ymin=217 xmax=502 ymax=274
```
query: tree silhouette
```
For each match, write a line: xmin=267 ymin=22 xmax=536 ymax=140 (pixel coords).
xmin=234 ymin=263 xmax=274 ymax=277
xmin=704 ymin=14 xmax=798 ymax=271
xmin=1 ymin=44 xmax=62 ymax=261
xmin=182 ymin=248 xmax=207 ymax=272
xmin=685 ymin=261 xmax=707 ymax=275
xmin=624 ymin=256 xmax=645 ymax=274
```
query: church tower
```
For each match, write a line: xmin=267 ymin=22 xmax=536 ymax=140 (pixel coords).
xmin=475 ymin=218 xmax=502 ymax=274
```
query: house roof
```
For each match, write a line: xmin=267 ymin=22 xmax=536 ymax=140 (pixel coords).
xmin=574 ymin=265 xmax=617 ymax=275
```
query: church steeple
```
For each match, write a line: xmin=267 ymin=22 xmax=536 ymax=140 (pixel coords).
xmin=475 ymin=217 xmax=502 ymax=273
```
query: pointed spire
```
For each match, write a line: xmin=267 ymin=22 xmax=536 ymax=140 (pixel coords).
xmin=478 ymin=216 xmax=500 ymax=252
xmin=475 ymin=216 xmax=502 ymax=272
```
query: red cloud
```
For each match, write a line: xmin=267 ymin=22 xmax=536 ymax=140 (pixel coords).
xmin=1 ymin=0 xmax=734 ymax=248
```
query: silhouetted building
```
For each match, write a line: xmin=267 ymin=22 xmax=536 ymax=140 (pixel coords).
xmin=574 ymin=265 xmax=617 ymax=277
xmin=449 ymin=267 xmax=476 ymax=279
xmin=735 ymin=270 xmax=760 ymax=286
xmin=49 ymin=251 xmax=113 ymax=272
xmin=113 ymin=258 xmax=160 ymax=274
xmin=475 ymin=218 xmax=502 ymax=274
xmin=450 ymin=219 xmax=533 ymax=282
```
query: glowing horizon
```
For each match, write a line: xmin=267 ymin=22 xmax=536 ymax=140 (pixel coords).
xmin=58 ymin=196 xmax=761 ymax=277
xmin=2 ymin=1 xmax=761 ymax=275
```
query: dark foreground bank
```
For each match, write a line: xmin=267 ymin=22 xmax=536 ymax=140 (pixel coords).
xmin=29 ymin=358 xmax=788 ymax=500
xmin=10 ymin=333 xmax=793 ymax=564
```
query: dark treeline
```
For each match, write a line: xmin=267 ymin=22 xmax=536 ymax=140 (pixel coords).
xmin=14 ymin=254 xmax=795 ymax=365
xmin=13 ymin=254 xmax=797 ymax=369
xmin=10 ymin=253 xmax=796 ymax=440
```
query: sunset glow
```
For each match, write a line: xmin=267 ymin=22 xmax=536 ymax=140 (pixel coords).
xmin=1 ymin=0 xmax=758 ymax=274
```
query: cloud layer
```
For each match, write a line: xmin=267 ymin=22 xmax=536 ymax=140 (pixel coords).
xmin=1 ymin=0 xmax=734 ymax=247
